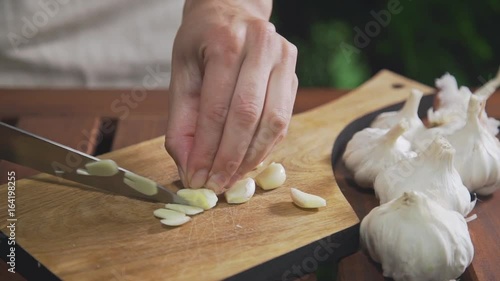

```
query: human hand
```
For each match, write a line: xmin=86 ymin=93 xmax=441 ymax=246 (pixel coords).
xmin=165 ymin=0 xmax=298 ymax=194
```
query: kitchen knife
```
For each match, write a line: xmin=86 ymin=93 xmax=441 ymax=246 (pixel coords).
xmin=0 ymin=122 xmax=188 ymax=204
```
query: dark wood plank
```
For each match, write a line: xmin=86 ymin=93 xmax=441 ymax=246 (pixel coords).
xmin=294 ymin=89 xmax=349 ymax=114
xmin=0 ymin=89 xmax=168 ymax=118
xmin=0 ymin=117 xmax=101 ymax=184
xmin=112 ymin=116 xmax=168 ymax=150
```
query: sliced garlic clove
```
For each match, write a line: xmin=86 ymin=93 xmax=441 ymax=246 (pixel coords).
xmin=153 ymin=208 xmax=190 ymax=226
xmin=154 ymin=209 xmax=191 ymax=226
xmin=290 ymin=188 xmax=326 ymax=208
xmin=160 ymin=216 xmax=191 ymax=226
xmin=177 ymin=188 xmax=218 ymax=210
xmin=85 ymin=159 xmax=119 ymax=176
xmin=123 ymin=172 xmax=158 ymax=196
xmin=225 ymin=178 xmax=256 ymax=204
xmin=165 ymin=203 xmax=204 ymax=215
xmin=255 ymin=162 xmax=286 ymax=190
xmin=153 ymin=208 xmax=184 ymax=219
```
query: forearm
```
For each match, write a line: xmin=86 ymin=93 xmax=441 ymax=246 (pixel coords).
xmin=183 ymin=0 xmax=273 ymax=20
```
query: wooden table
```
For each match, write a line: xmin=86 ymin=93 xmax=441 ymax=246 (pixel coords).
xmin=0 ymin=86 xmax=499 ymax=281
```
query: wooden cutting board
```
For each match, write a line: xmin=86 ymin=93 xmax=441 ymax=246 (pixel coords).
xmin=0 ymin=70 xmax=433 ymax=281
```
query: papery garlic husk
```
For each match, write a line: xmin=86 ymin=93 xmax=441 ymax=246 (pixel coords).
xmin=360 ymin=191 xmax=474 ymax=281
xmin=371 ymin=89 xmax=425 ymax=140
xmin=476 ymin=68 xmax=500 ymax=136
xmin=343 ymin=120 xmax=417 ymax=188
xmin=427 ymin=73 xmax=471 ymax=127
xmin=446 ymin=95 xmax=500 ymax=195
xmin=374 ymin=136 xmax=475 ymax=216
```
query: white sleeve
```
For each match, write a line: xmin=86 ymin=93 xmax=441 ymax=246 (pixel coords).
xmin=0 ymin=0 xmax=183 ymax=88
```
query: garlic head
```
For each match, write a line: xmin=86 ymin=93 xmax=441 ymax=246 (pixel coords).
xmin=360 ymin=191 xmax=474 ymax=281
xmin=343 ymin=120 xmax=416 ymax=188
xmin=371 ymin=89 xmax=425 ymax=141
xmin=446 ymin=95 xmax=500 ymax=195
xmin=374 ymin=136 xmax=475 ymax=216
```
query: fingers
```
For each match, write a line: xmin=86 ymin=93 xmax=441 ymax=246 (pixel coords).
xmin=164 ymin=60 xmax=201 ymax=187
xmin=185 ymin=46 xmax=243 ymax=189
xmin=227 ymin=39 xmax=298 ymax=188
xmin=204 ymin=23 xmax=277 ymax=193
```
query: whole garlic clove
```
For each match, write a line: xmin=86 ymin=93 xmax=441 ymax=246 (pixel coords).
xmin=154 ymin=208 xmax=191 ymax=226
xmin=446 ymin=95 xmax=500 ymax=195
xmin=165 ymin=203 xmax=204 ymax=215
xmin=255 ymin=162 xmax=286 ymax=190
xmin=290 ymin=188 xmax=326 ymax=208
xmin=360 ymin=191 xmax=474 ymax=281
xmin=225 ymin=178 xmax=256 ymax=204
xmin=371 ymin=89 xmax=426 ymax=141
xmin=374 ymin=136 xmax=475 ymax=216
xmin=343 ymin=120 xmax=417 ymax=188
xmin=177 ymin=188 xmax=218 ymax=210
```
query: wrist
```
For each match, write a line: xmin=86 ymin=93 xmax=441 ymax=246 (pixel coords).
xmin=183 ymin=0 xmax=272 ymax=21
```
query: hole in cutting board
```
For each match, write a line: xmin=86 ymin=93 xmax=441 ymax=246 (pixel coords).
xmin=391 ymin=83 xmax=405 ymax=89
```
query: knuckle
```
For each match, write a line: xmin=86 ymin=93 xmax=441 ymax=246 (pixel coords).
xmin=234 ymin=100 xmax=261 ymax=128
xmin=249 ymin=20 xmax=276 ymax=45
xmin=282 ymin=41 xmax=298 ymax=62
xmin=267 ymin=111 xmax=289 ymax=135
xmin=206 ymin=25 xmax=244 ymax=59
xmin=206 ymin=103 xmax=229 ymax=126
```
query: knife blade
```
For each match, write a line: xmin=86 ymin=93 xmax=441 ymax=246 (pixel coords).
xmin=0 ymin=122 xmax=188 ymax=204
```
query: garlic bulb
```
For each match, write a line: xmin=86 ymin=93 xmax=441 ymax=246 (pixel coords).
xmin=476 ymin=68 xmax=500 ymax=136
xmin=360 ymin=191 xmax=474 ymax=281
xmin=374 ymin=136 xmax=475 ymax=216
xmin=427 ymin=73 xmax=471 ymax=127
xmin=371 ymin=89 xmax=425 ymax=140
xmin=343 ymin=120 xmax=416 ymax=188
xmin=446 ymin=95 xmax=500 ymax=195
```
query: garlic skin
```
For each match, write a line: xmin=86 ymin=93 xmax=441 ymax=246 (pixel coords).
xmin=371 ymin=89 xmax=425 ymax=140
xmin=374 ymin=136 xmax=475 ymax=216
xmin=225 ymin=178 xmax=255 ymax=204
xmin=255 ymin=162 xmax=286 ymax=190
xmin=446 ymin=95 xmax=500 ymax=195
xmin=427 ymin=73 xmax=471 ymax=127
xmin=343 ymin=120 xmax=417 ymax=188
xmin=360 ymin=191 xmax=474 ymax=281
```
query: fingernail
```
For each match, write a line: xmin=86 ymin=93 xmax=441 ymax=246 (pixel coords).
xmin=178 ymin=167 xmax=188 ymax=188
xmin=206 ymin=172 xmax=227 ymax=194
xmin=189 ymin=169 xmax=208 ymax=189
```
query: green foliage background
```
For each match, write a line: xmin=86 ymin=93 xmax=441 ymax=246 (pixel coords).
xmin=272 ymin=0 xmax=500 ymax=89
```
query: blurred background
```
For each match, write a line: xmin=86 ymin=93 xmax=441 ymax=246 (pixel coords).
xmin=272 ymin=0 xmax=500 ymax=88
